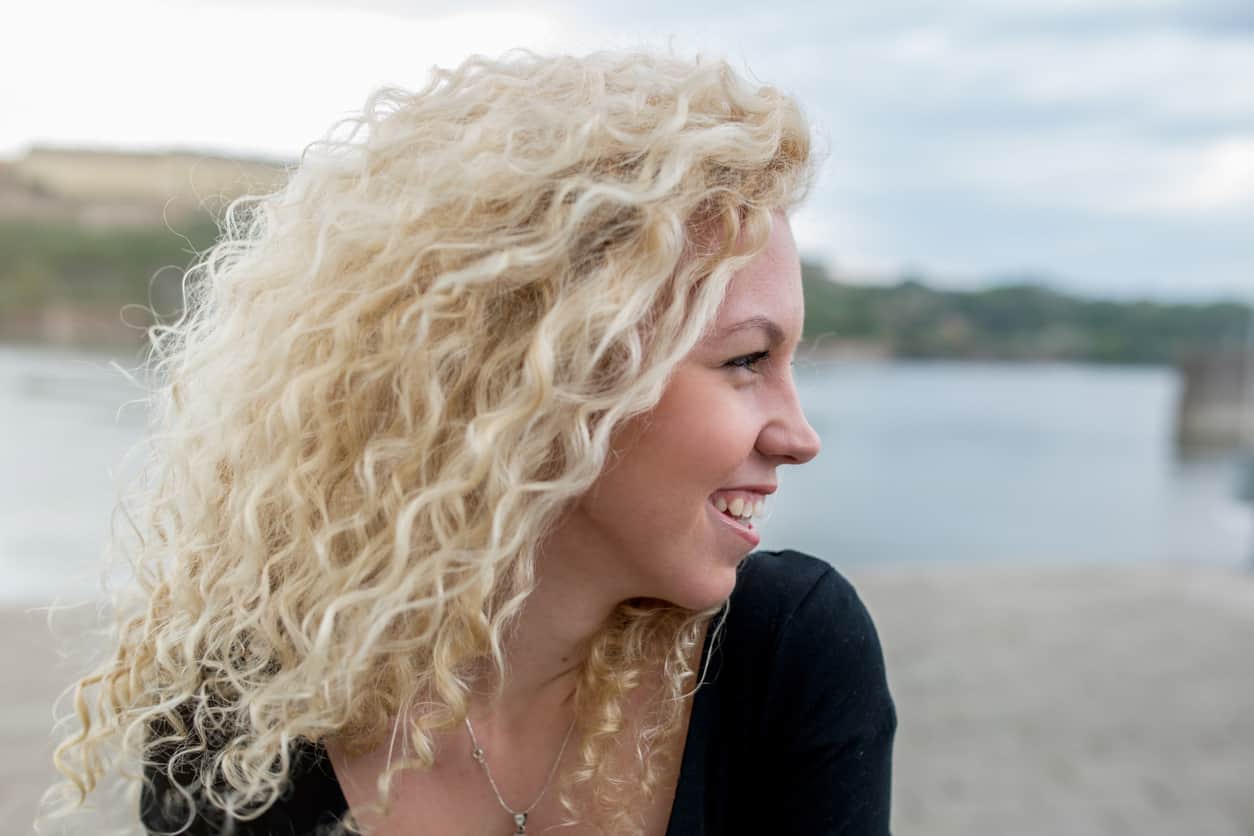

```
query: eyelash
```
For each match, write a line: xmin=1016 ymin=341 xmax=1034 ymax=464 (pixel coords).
xmin=726 ymin=350 xmax=772 ymax=372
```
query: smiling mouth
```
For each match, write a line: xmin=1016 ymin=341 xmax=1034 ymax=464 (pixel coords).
xmin=718 ymin=506 xmax=753 ymax=529
xmin=709 ymin=499 xmax=761 ymax=547
xmin=709 ymin=494 xmax=764 ymax=526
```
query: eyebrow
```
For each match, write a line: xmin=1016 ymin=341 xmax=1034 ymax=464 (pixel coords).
xmin=708 ymin=315 xmax=787 ymax=347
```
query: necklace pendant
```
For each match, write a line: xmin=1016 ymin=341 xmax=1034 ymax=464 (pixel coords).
xmin=513 ymin=811 xmax=527 ymax=833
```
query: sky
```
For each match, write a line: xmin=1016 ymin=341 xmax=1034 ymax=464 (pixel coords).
xmin=3 ymin=0 xmax=1252 ymax=304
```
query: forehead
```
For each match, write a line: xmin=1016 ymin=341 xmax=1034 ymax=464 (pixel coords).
xmin=710 ymin=215 xmax=803 ymax=339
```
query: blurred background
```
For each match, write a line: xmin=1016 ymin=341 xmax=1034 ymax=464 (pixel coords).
xmin=3 ymin=1 xmax=1252 ymax=834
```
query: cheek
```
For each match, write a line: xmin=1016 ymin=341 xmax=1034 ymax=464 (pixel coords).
xmin=650 ymin=404 xmax=759 ymax=492
xmin=679 ymin=418 xmax=745 ymax=469
xmin=598 ymin=371 xmax=761 ymax=509
xmin=592 ymin=415 xmax=741 ymax=513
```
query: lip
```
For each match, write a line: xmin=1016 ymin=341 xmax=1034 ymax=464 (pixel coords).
xmin=717 ymin=484 xmax=777 ymax=495
xmin=708 ymin=498 xmax=761 ymax=547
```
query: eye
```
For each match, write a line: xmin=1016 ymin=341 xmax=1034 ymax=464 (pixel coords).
xmin=725 ymin=350 xmax=771 ymax=373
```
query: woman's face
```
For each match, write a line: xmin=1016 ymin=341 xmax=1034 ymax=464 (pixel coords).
xmin=552 ymin=212 xmax=822 ymax=611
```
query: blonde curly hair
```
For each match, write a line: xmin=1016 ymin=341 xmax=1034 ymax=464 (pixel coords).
xmin=45 ymin=46 xmax=816 ymax=835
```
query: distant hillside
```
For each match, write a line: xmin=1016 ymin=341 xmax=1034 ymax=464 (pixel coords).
xmin=0 ymin=147 xmax=290 ymax=348
xmin=800 ymin=264 xmax=1252 ymax=365
xmin=0 ymin=146 xmax=288 ymax=227
xmin=0 ymin=216 xmax=219 ymax=307
xmin=0 ymin=145 xmax=1248 ymax=361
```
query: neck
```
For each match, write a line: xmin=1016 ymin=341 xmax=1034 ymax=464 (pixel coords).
xmin=467 ymin=544 xmax=625 ymax=735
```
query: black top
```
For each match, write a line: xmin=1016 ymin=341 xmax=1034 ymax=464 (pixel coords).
xmin=142 ymin=549 xmax=897 ymax=835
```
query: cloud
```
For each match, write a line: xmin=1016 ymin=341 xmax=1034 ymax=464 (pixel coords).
xmin=4 ymin=0 xmax=1251 ymax=300
xmin=912 ymin=129 xmax=1254 ymax=217
xmin=791 ymin=204 xmax=901 ymax=281
xmin=1127 ymin=137 xmax=1254 ymax=213
xmin=0 ymin=0 xmax=570 ymax=157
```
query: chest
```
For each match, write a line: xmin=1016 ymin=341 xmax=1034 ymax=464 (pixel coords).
xmin=333 ymin=763 xmax=677 ymax=836
xmin=328 ymin=691 xmax=690 ymax=836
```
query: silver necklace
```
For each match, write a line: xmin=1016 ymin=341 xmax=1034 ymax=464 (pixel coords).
xmin=465 ymin=712 xmax=578 ymax=834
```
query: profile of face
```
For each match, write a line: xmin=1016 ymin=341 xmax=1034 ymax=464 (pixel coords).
xmin=550 ymin=212 xmax=822 ymax=612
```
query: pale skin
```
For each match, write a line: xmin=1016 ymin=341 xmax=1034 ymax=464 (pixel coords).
xmin=328 ymin=210 xmax=822 ymax=835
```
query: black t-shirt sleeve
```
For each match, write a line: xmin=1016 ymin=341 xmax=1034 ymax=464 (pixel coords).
xmin=763 ymin=565 xmax=898 ymax=835
xmin=140 ymin=761 xmax=201 ymax=835
xmin=138 ymin=729 xmax=345 ymax=836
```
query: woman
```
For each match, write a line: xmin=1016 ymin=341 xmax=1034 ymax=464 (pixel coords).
xmin=48 ymin=47 xmax=896 ymax=835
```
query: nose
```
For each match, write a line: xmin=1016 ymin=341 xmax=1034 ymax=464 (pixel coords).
xmin=756 ymin=376 xmax=822 ymax=465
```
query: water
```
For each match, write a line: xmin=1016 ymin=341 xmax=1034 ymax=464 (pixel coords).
xmin=2 ymin=345 xmax=1250 ymax=605
xmin=0 ymin=345 xmax=151 ymax=606
xmin=758 ymin=359 xmax=1252 ymax=567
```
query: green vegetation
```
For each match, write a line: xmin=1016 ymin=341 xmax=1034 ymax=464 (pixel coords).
xmin=801 ymin=263 xmax=1252 ymax=365
xmin=0 ymin=217 xmax=220 ymax=315
xmin=1 ymin=217 xmax=1248 ymax=365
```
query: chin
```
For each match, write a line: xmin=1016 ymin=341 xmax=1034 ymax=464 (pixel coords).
xmin=665 ymin=558 xmax=743 ymax=612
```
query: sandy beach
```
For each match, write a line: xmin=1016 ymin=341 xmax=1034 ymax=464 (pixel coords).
xmin=6 ymin=561 xmax=1253 ymax=836
xmin=860 ymin=561 xmax=1254 ymax=836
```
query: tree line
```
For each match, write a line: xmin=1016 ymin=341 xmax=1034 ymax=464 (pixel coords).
xmin=801 ymin=263 xmax=1251 ymax=365
xmin=1 ymin=218 xmax=1248 ymax=365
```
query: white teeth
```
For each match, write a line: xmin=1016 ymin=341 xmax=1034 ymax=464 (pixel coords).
xmin=712 ymin=493 xmax=766 ymax=523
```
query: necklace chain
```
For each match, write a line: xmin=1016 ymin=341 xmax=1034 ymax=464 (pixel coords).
xmin=464 ymin=712 xmax=577 ymax=834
